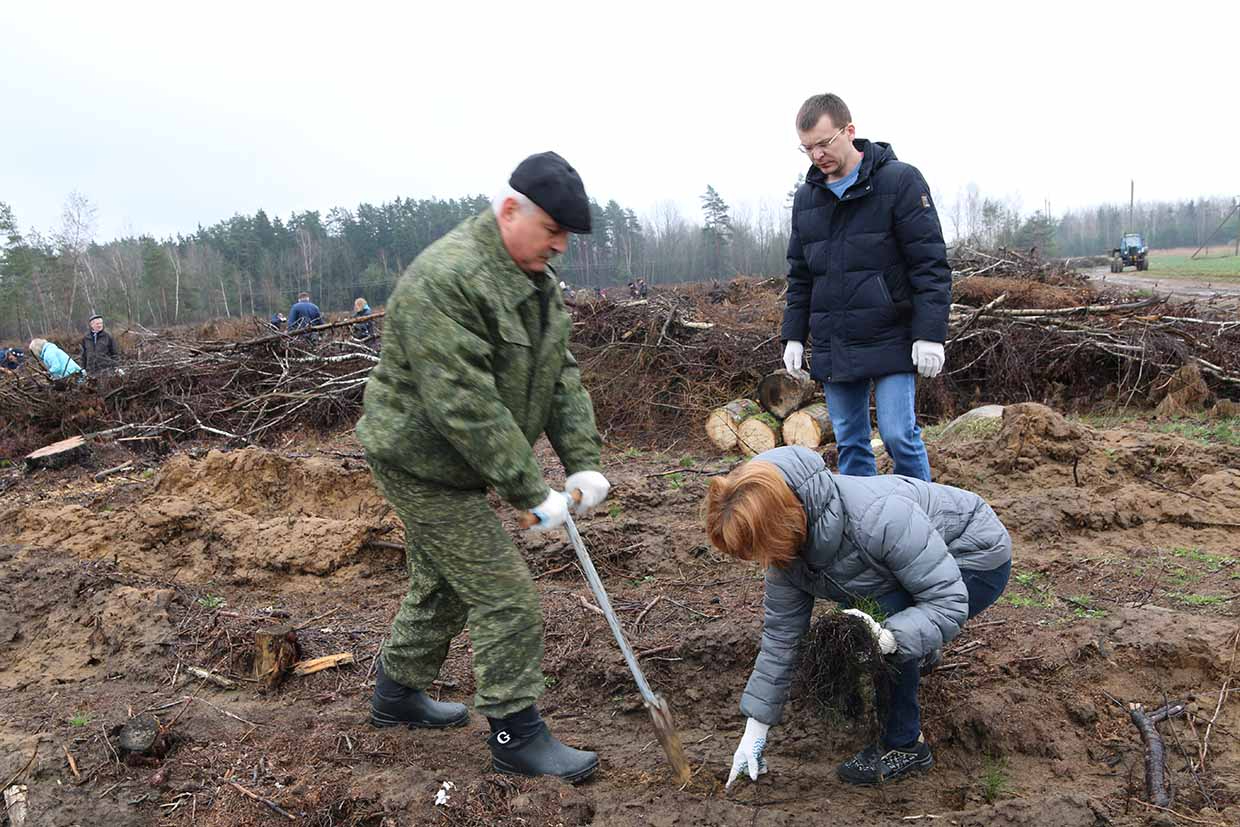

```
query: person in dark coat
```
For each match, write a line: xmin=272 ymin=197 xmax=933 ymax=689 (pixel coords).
xmin=80 ymin=314 xmax=120 ymax=372
xmin=269 ymin=312 xmax=287 ymax=331
xmin=781 ymin=93 xmax=951 ymax=481
xmin=287 ymin=292 xmax=322 ymax=330
xmin=706 ymin=447 xmax=1011 ymax=788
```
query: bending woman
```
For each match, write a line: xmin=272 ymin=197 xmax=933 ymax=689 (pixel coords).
xmin=704 ymin=446 xmax=1011 ymax=787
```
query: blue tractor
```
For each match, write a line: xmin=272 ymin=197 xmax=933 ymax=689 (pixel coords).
xmin=1110 ymin=232 xmax=1149 ymax=272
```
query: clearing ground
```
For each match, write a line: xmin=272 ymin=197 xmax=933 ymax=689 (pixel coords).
xmin=1 ymin=401 xmax=1238 ymax=826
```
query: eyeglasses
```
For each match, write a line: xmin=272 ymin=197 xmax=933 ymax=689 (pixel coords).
xmin=798 ymin=125 xmax=849 ymax=156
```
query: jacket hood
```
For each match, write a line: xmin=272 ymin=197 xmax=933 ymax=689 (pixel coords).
xmin=805 ymin=139 xmax=896 ymax=191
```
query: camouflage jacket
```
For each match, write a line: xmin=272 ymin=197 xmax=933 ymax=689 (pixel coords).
xmin=356 ymin=209 xmax=602 ymax=510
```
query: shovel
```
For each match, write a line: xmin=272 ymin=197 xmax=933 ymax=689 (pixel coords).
xmin=521 ymin=492 xmax=693 ymax=784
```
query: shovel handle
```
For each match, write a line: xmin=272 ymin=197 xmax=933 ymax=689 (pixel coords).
xmin=518 ymin=489 xmax=582 ymax=529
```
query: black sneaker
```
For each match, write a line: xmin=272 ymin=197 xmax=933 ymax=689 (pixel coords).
xmin=369 ymin=660 xmax=469 ymax=729
xmin=837 ymin=736 xmax=933 ymax=785
xmin=488 ymin=706 xmax=599 ymax=783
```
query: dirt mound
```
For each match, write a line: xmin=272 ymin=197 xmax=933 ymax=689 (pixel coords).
xmin=0 ymin=544 xmax=179 ymax=690
xmin=930 ymin=405 xmax=1240 ymax=539
xmin=155 ymin=447 xmax=388 ymax=520
xmin=2 ymin=449 xmax=395 ymax=586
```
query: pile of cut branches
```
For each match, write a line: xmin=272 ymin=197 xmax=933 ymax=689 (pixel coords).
xmin=950 ymin=245 xmax=1088 ymax=286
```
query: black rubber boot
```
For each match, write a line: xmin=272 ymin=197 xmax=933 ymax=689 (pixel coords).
xmin=837 ymin=734 xmax=933 ymax=785
xmin=487 ymin=705 xmax=598 ymax=783
xmin=369 ymin=659 xmax=469 ymax=729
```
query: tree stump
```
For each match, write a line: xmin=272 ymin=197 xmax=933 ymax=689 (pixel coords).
xmin=737 ymin=413 xmax=783 ymax=456
xmin=23 ymin=436 xmax=89 ymax=471
xmin=254 ymin=626 xmax=300 ymax=692
xmin=757 ymin=370 xmax=818 ymax=419
xmin=705 ymin=399 xmax=762 ymax=451
xmin=783 ymin=402 xmax=835 ymax=448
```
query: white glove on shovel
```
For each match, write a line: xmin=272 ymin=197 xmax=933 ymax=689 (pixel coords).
xmin=726 ymin=717 xmax=771 ymax=791
xmin=843 ymin=608 xmax=898 ymax=655
xmin=782 ymin=341 xmax=805 ymax=373
xmin=564 ymin=470 xmax=611 ymax=515
xmin=911 ymin=340 xmax=945 ymax=379
xmin=527 ymin=490 xmax=571 ymax=532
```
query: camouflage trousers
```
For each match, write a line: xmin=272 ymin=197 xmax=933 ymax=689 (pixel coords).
xmin=369 ymin=461 xmax=545 ymax=719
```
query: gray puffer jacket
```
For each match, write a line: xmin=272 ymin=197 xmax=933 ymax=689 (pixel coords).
xmin=739 ymin=446 xmax=1011 ymax=725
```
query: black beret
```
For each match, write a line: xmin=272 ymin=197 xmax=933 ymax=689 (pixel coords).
xmin=509 ymin=151 xmax=592 ymax=234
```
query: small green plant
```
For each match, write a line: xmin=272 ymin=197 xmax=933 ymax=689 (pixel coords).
xmin=678 ymin=455 xmax=696 ymax=468
xmin=142 ymin=468 xmax=156 ymax=479
xmin=197 ymin=594 xmax=226 ymax=609
xmin=544 ymin=675 xmax=558 ymax=688
xmin=665 ymin=473 xmax=684 ymax=490
xmin=846 ymin=596 xmax=887 ymax=622
xmin=622 ymin=447 xmax=643 ymax=459
xmin=980 ymin=755 xmax=1011 ymax=803
xmin=1013 ymin=570 xmax=1040 ymax=588
xmin=607 ymin=504 xmax=622 ymax=519
xmin=69 ymin=712 xmax=91 ymax=727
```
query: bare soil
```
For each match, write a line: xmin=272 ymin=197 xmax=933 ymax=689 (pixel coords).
xmin=1 ymin=404 xmax=1238 ymax=826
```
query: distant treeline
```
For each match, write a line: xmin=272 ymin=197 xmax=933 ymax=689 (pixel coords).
xmin=2 ymin=186 xmax=1237 ymax=343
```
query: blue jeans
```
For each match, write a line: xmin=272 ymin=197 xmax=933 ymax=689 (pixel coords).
xmin=866 ymin=561 xmax=1011 ymax=749
xmin=823 ymin=373 xmax=931 ymax=481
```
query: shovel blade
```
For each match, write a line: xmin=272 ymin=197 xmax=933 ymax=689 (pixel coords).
xmin=647 ymin=694 xmax=692 ymax=785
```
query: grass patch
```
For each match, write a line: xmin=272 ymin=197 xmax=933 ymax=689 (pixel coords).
xmin=1153 ymin=418 xmax=1240 ymax=446
xmin=665 ymin=473 xmax=685 ymax=490
xmin=69 ymin=712 xmax=91 ymax=727
xmin=1170 ymin=546 xmax=1235 ymax=573
xmin=1142 ymin=254 xmax=1240 ymax=281
xmin=1167 ymin=592 xmax=1226 ymax=607
xmin=678 ymin=455 xmax=696 ymax=468
xmin=607 ymin=504 xmax=622 ymax=519
xmin=923 ymin=416 xmax=1003 ymax=443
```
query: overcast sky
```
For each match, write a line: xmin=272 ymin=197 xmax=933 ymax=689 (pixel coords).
xmin=4 ymin=1 xmax=1237 ymax=242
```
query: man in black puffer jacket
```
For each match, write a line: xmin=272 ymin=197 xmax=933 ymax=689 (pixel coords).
xmin=782 ymin=93 xmax=951 ymax=481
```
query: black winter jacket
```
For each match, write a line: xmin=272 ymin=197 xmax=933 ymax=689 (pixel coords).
xmin=80 ymin=330 xmax=119 ymax=372
xmin=781 ymin=140 xmax=951 ymax=383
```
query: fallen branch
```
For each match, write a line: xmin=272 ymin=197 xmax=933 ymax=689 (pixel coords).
xmin=1128 ymin=700 xmax=1187 ymax=808
xmin=230 ymin=781 xmax=297 ymax=821
xmin=184 ymin=666 xmax=237 ymax=689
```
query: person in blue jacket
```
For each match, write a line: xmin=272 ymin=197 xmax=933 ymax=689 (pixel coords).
xmin=29 ymin=338 xmax=84 ymax=380
xmin=781 ymin=93 xmax=952 ymax=482
xmin=288 ymin=292 xmax=322 ymax=331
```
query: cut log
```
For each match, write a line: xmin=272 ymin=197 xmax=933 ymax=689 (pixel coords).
xmin=705 ymin=399 xmax=762 ymax=451
xmin=757 ymin=370 xmax=818 ymax=418
xmin=292 ymin=652 xmax=355 ymax=676
xmin=254 ymin=626 xmax=300 ymax=692
xmin=783 ymin=402 xmax=834 ymax=448
xmin=737 ymin=413 xmax=783 ymax=456
xmin=24 ymin=436 xmax=89 ymax=471
xmin=4 ymin=784 xmax=28 ymax=827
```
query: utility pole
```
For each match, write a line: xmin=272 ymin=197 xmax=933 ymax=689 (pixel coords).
xmin=1128 ymin=180 xmax=1134 ymax=231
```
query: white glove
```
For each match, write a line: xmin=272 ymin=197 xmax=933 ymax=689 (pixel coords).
xmin=782 ymin=341 xmax=805 ymax=373
xmin=564 ymin=470 xmax=610 ymax=515
xmin=843 ymin=608 xmax=898 ymax=655
xmin=911 ymin=340 xmax=945 ymax=379
xmin=726 ymin=717 xmax=770 ymax=791
xmin=528 ymin=490 xmax=571 ymax=532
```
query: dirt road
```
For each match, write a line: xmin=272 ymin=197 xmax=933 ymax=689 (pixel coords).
xmin=1087 ymin=265 xmax=1240 ymax=305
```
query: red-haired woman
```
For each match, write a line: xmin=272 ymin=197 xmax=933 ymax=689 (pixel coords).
xmin=703 ymin=446 xmax=1011 ymax=787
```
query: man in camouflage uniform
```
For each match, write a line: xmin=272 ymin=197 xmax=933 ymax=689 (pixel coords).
xmin=356 ymin=152 xmax=610 ymax=783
